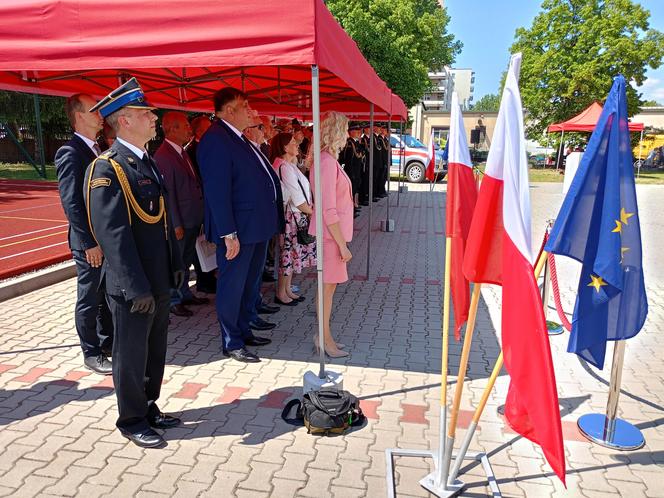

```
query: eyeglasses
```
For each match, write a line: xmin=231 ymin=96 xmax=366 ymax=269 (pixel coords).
xmin=247 ymin=124 xmax=264 ymax=131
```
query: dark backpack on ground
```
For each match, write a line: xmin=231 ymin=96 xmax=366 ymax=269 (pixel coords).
xmin=281 ymin=388 xmax=365 ymax=435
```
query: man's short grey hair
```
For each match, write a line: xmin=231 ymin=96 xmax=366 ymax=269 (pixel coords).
xmin=105 ymin=109 xmax=127 ymax=133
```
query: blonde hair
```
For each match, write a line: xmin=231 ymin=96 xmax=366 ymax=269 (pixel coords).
xmin=305 ymin=111 xmax=349 ymax=168
xmin=320 ymin=111 xmax=349 ymax=155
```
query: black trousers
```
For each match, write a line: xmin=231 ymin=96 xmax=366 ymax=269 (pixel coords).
xmin=71 ymin=249 xmax=113 ymax=357
xmin=107 ymin=293 xmax=170 ymax=432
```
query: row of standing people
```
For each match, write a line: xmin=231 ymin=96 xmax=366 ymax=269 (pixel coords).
xmin=56 ymin=78 xmax=356 ymax=448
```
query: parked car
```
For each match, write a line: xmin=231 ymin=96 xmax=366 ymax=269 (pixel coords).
xmin=389 ymin=134 xmax=447 ymax=183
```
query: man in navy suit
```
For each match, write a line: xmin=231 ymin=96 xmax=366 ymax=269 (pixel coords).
xmin=55 ymin=93 xmax=113 ymax=375
xmin=197 ymin=88 xmax=278 ymax=363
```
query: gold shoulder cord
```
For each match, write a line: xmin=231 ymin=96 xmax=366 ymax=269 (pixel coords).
xmin=86 ymin=155 xmax=169 ymax=242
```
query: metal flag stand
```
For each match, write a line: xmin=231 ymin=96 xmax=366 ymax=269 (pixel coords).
xmin=577 ymin=340 xmax=645 ymax=450
xmin=541 ymin=221 xmax=563 ymax=336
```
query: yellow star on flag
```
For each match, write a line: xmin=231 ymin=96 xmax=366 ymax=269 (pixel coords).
xmin=588 ymin=274 xmax=608 ymax=292
xmin=620 ymin=207 xmax=634 ymax=226
xmin=611 ymin=220 xmax=622 ymax=233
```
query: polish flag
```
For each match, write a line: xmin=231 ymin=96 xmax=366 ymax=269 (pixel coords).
xmin=462 ymin=54 xmax=566 ymax=483
xmin=425 ymin=130 xmax=436 ymax=182
xmin=446 ymin=92 xmax=477 ymax=340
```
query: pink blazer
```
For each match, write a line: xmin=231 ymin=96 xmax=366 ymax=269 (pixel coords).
xmin=309 ymin=151 xmax=354 ymax=242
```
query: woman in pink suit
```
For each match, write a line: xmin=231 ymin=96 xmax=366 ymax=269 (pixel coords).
xmin=308 ymin=111 xmax=353 ymax=358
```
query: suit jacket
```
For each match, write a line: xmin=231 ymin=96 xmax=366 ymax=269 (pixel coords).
xmin=309 ymin=151 xmax=354 ymax=242
xmin=84 ymin=140 xmax=183 ymax=301
xmin=55 ymin=134 xmax=98 ymax=251
xmin=197 ymin=120 xmax=279 ymax=244
xmin=154 ymin=141 xmax=204 ymax=230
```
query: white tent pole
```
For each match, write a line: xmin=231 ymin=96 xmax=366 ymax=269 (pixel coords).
xmin=385 ymin=114 xmax=392 ymax=223
xmin=311 ymin=64 xmax=326 ymax=379
xmin=366 ymin=104 xmax=374 ymax=278
xmin=637 ymin=129 xmax=644 ymax=178
xmin=556 ymin=130 xmax=565 ymax=171
xmin=397 ymin=119 xmax=403 ymax=207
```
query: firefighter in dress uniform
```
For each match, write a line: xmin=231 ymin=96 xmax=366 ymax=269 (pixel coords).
xmin=339 ymin=123 xmax=366 ymax=218
xmin=84 ymin=78 xmax=185 ymax=448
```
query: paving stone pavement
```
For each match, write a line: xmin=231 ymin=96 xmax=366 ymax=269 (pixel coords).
xmin=0 ymin=182 xmax=662 ymax=498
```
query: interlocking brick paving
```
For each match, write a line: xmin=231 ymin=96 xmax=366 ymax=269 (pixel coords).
xmin=0 ymin=183 xmax=662 ymax=497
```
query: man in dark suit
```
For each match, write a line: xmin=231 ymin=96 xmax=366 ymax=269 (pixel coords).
xmin=55 ymin=93 xmax=113 ymax=375
xmin=243 ymin=115 xmax=285 ymax=330
xmin=85 ymin=78 xmax=185 ymax=448
xmin=154 ymin=112 xmax=209 ymax=318
xmin=185 ymin=115 xmax=217 ymax=294
xmin=340 ymin=123 xmax=365 ymax=218
xmin=197 ymin=88 xmax=278 ymax=363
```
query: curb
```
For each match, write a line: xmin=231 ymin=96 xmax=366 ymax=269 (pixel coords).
xmin=0 ymin=261 xmax=76 ymax=303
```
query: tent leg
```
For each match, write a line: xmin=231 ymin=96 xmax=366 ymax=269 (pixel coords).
xmin=311 ymin=64 xmax=326 ymax=380
xmin=382 ymin=115 xmax=394 ymax=232
xmin=366 ymin=105 xmax=374 ymax=279
xmin=637 ymin=129 xmax=644 ymax=178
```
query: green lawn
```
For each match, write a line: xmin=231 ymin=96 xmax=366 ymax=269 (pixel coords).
xmin=0 ymin=162 xmax=57 ymax=181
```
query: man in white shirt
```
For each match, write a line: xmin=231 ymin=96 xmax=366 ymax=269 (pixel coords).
xmin=54 ymin=93 xmax=113 ymax=375
xmin=154 ymin=112 xmax=208 ymax=317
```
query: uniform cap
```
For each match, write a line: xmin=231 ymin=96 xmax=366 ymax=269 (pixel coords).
xmin=89 ymin=77 xmax=156 ymax=118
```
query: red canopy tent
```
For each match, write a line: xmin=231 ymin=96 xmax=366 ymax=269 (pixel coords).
xmin=547 ymin=102 xmax=644 ymax=132
xmin=0 ymin=0 xmax=405 ymax=377
xmin=0 ymin=0 xmax=393 ymax=116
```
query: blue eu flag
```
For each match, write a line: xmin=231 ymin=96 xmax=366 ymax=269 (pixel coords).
xmin=544 ymin=75 xmax=647 ymax=369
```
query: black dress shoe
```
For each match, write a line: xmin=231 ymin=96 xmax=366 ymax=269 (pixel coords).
xmin=228 ymin=348 xmax=261 ymax=363
xmin=148 ymin=412 xmax=181 ymax=429
xmin=181 ymin=296 xmax=209 ymax=306
xmin=249 ymin=318 xmax=276 ymax=331
xmin=274 ymin=297 xmax=298 ymax=306
xmin=257 ymin=303 xmax=280 ymax=314
xmin=293 ymin=295 xmax=305 ymax=302
xmin=119 ymin=427 xmax=165 ymax=448
xmin=170 ymin=304 xmax=193 ymax=317
xmin=245 ymin=336 xmax=272 ymax=346
xmin=84 ymin=354 xmax=112 ymax=375
xmin=196 ymin=285 xmax=216 ymax=294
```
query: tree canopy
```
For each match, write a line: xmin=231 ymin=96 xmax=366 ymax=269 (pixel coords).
xmin=471 ymin=93 xmax=500 ymax=112
xmin=642 ymin=99 xmax=663 ymax=107
xmin=510 ymin=0 xmax=664 ymax=139
xmin=327 ymin=0 xmax=461 ymax=108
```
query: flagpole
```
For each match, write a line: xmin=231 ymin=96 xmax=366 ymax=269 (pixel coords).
xmin=434 ymin=236 xmax=453 ymax=488
xmin=448 ymin=250 xmax=548 ymax=485
xmin=542 ymin=221 xmax=563 ymax=335
xmin=438 ymin=283 xmax=481 ymax=487
xmin=577 ymin=340 xmax=645 ymax=450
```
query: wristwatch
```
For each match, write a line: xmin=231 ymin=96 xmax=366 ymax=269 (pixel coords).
xmin=224 ymin=232 xmax=238 ymax=240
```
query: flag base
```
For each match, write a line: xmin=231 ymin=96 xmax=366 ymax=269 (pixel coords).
xmin=384 ymin=448 xmax=501 ymax=498
xmin=546 ymin=320 xmax=564 ymax=335
xmin=302 ymin=370 xmax=343 ymax=395
xmin=380 ymin=219 xmax=395 ymax=232
xmin=577 ymin=413 xmax=645 ymax=450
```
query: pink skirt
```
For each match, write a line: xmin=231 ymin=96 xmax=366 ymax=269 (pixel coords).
xmin=322 ymin=240 xmax=348 ymax=284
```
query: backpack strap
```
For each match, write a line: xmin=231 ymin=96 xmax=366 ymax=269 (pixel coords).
xmin=281 ymin=398 xmax=304 ymax=426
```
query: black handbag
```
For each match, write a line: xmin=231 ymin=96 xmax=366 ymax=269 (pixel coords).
xmin=281 ymin=388 xmax=365 ymax=435
xmin=279 ymin=161 xmax=315 ymax=245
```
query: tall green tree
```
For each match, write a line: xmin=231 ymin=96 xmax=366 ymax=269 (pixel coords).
xmin=327 ymin=0 xmax=461 ymax=108
xmin=0 ymin=90 xmax=69 ymax=139
xmin=510 ymin=0 xmax=664 ymax=139
xmin=471 ymin=93 xmax=500 ymax=112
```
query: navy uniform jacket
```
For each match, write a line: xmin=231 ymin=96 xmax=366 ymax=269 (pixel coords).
xmin=55 ymin=134 xmax=98 ymax=251
xmin=84 ymin=141 xmax=183 ymax=301
xmin=154 ymin=141 xmax=204 ymax=230
xmin=197 ymin=120 xmax=279 ymax=244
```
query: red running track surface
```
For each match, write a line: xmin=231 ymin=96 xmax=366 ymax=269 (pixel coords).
xmin=0 ymin=179 xmax=71 ymax=280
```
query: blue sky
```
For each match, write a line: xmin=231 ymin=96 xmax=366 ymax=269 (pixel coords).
xmin=445 ymin=0 xmax=664 ymax=103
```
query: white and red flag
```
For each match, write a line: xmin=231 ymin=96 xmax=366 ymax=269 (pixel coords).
xmin=446 ymin=92 xmax=477 ymax=340
xmin=425 ymin=130 xmax=436 ymax=182
xmin=462 ymin=54 xmax=566 ymax=483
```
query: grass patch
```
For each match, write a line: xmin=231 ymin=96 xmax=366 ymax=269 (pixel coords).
xmin=0 ymin=162 xmax=57 ymax=181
